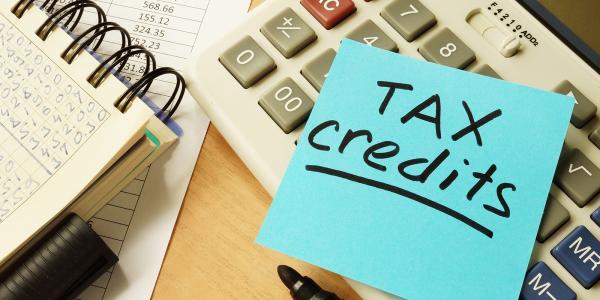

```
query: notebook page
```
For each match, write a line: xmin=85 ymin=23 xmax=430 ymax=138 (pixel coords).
xmin=0 ymin=3 xmax=153 ymax=263
xmin=27 ymin=1 xmax=249 ymax=299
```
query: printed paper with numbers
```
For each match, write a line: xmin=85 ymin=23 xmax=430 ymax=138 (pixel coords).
xmin=257 ymin=40 xmax=574 ymax=299
xmin=0 ymin=2 xmax=153 ymax=263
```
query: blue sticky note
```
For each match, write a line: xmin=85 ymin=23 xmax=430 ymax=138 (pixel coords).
xmin=257 ymin=40 xmax=573 ymax=299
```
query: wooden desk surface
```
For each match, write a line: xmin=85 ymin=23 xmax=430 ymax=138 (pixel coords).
xmin=152 ymin=1 xmax=360 ymax=299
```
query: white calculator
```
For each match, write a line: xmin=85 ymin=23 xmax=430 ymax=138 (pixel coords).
xmin=184 ymin=0 xmax=600 ymax=298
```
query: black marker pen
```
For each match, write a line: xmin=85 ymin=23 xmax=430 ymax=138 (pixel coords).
xmin=277 ymin=265 xmax=342 ymax=300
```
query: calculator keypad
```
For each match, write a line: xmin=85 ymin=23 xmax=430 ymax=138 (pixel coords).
xmin=537 ymin=195 xmax=570 ymax=243
xmin=472 ymin=64 xmax=501 ymax=79
xmin=520 ymin=262 xmax=577 ymax=300
xmin=418 ymin=28 xmax=476 ymax=69
xmin=261 ymin=8 xmax=317 ymax=58
xmin=555 ymin=81 xmax=597 ymax=128
xmin=552 ymin=226 xmax=600 ymax=289
xmin=555 ymin=149 xmax=600 ymax=208
xmin=301 ymin=49 xmax=337 ymax=91
xmin=300 ymin=0 xmax=356 ymax=30
xmin=346 ymin=20 xmax=399 ymax=52
xmin=381 ymin=0 xmax=437 ymax=42
xmin=219 ymin=36 xmax=276 ymax=88
xmin=259 ymin=78 xmax=314 ymax=133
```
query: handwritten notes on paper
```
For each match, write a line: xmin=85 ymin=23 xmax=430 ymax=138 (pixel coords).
xmin=0 ymin=15 xmax=109 ymax=222
xmin=257 ymin=40 xmax=573 ymax=299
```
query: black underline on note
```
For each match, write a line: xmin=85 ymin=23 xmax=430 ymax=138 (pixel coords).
xmin=305 ymin=165 xmax=494 ymax=238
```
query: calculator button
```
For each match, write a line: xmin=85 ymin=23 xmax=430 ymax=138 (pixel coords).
xmin=261 ymin=8 xmax=317 ymax=58
xmin=537 ymin=195 xmax=570 ymax=242
xmin=552 ymin=226 xmax=600 ymax=289
xmin=346 ymin=20 xmax=398 ymax=52
xmin=301 ymin=49 xmax=336 ymax=91
xmin=419 ymin=28 xmax=476 ymax=69
xmin=592 ymin=207 xmax=600 ymax=227
xmin=520 ymin=262 xmax=576 ymax=300
xmin=300 ymin=0 xmax=356 ymax=30
xmin=555 ymin=81 xmax=597 ymax=128
xmin=472 ymin=64 xmax=501 ymax=79
xmin=381 ymin=0 xmax=437 ymax=42
xmin=219 ymin=36 xmax=276 ymax=88
xmin=555 ymin=149 xmax=600 ymax=208
xmin=259 ymin=78 xmax=314 ymax=133
xmin=590 ymin=127 xmax=600 ymax=149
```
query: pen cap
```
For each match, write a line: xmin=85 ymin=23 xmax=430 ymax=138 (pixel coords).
xmin=293 ymin=276 xmax=341 ymax=300
xmin=0 ymin=214 xmax=118 ymax=300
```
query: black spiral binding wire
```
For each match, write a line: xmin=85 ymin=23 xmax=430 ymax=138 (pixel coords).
xmin=17 ymin=0 xmax=186 ymax=121
xmin=11 ymin=0 xmax=36 ymax=18
xmin=12 ymin=0 xmax=74 ymax=18
xmin=115 ymin=67 xmax=186 ymax=121
xmin=36 ymin=1 xmax=107 ymax=41
xmin=61 ymin=22 xmax=131 ymax=64
xmin=88 ymin=45 xmax=157 ymax=88
xmin=40 ymin=0 xmax=68 ymax=12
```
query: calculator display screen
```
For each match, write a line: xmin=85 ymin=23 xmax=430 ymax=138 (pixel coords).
xmin=519 ymin=0 xmax=600 ymax=73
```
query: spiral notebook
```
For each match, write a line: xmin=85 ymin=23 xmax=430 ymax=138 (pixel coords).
xmin=0 ymin=0 xmax=184 ymax=267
